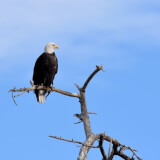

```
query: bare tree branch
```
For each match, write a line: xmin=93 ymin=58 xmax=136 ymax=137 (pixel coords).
xmin=114 ymin=149 xmax=131 ymax=160
xmin=49 ymin=135 xmax=99 ymax=148
xmin=82 ymin=64 xmax=104 ymax=91
xmin=118 ymin=146 xmax=141 ymax=160
xmin=99 ymin=135 xmax=108 ymax=160
xmin=9 ymin=65 xmax=141 ymax=160
xmin=79 ymin=91 xmax=93 ymax=139
xmin=75 ymin=65 xmax=104 ymax=141
xmin=108 ymin=144 xmax=117 ymax=160
xmin=95 ymin=133 xmax=141 ymax=160
xmin=11 ymin=90 xmax=17 ymax=106
xmin=9 ymin=86 xmax=80 ymax=99
xmin=102 ymin=133 xmax=121 ymax=146
xmin=87 ymin=112 xmax=97 ymax=115
xmin=30 ymin=80 xmax=34 ymax=86
xmin=77 ymin=65 xmax=105 ymax=159
xmin=108 ymin=137 xmax=112 ymax=158
xmin=78 ymin=134 xmax=99 ymax=160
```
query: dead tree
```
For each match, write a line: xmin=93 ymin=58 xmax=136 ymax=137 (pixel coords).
xmin=10 ymin=65 xmax=142 ymax=160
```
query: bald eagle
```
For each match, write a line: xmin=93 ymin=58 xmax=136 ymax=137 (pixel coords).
xmin=33 ymin=42 xmax=59 ymax=103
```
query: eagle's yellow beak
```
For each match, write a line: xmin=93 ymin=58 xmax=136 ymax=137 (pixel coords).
xmin=54 ymin=45 xmax=59 ymax=49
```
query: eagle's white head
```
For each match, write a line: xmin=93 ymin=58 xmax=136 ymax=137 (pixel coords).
xmin=44 ymin=42 xmax=59 ymax=54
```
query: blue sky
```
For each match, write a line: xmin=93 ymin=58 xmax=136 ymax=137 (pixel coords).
xmin=0 ymin=0 xmax=160 ymax=159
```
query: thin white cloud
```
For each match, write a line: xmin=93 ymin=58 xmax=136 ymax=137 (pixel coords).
xmin=0 ymin=0 xmax=160 ymax=71
xmin=1 ymin=0 xmax=159 ymax=39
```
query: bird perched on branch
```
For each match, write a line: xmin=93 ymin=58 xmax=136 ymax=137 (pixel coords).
xmin=33 ymin=42 xmax=59 ymax=103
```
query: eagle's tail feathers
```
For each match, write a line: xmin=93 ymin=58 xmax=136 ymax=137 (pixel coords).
xmin=38 ymin=90 xmax=46 ymax=104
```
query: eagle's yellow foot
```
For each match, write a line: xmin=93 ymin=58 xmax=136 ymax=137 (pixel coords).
xmin=46 ymin=86 xmax=53 ymax=98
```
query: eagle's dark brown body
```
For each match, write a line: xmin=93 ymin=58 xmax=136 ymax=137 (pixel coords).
xmin=33 ymin=52 xmax=58 ymax=102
